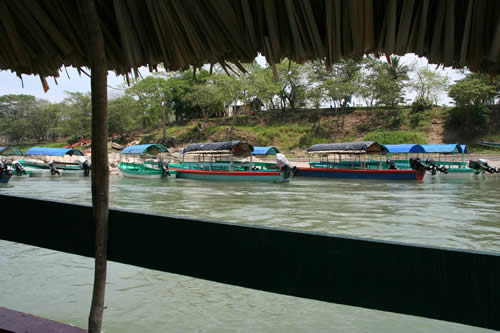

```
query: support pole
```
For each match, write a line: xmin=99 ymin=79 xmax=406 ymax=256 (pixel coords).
xmin=87 ymin=1 xmax=109 ymax=333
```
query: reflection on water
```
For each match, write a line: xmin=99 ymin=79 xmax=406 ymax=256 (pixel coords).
xmin=1 ymin=175 xmax=499 ymax=332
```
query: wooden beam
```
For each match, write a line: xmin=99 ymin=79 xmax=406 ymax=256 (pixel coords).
xmin=87 ymin=1 xmax=109 ymax=333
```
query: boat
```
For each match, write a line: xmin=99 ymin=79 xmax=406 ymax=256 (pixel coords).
xmin=168 ymin=141 xmax=293 ymax=182
xmin=0 ymin=159 xmax=13 ymax=183
xmin=297 ymin=141 xmax=426 ymax=180
xmin=385 ymin=143 xmax=499 ymax=178
xmin=0 ymin=147 xmax=31 ymax=177
xmin=20 ymin=147 xmax=89 ymax=177
xmin=118 ymin=144 xmax=174 ymax=179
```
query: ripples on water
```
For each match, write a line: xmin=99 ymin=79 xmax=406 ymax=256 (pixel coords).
xmin=1 ymin=175 xmax=499 ymax=332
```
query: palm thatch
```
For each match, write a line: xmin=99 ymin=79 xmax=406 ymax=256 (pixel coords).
xmin=1 ymin=0 xmax=499 ymax=79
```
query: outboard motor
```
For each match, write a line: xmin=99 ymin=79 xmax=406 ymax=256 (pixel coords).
xmin=78 ymin=157 xmax=91 ymax=176
xmin=13 ymin=160 xmax=27 ymax=175
xmin=386 ymin=159 xmax=398 ymax=170
xmin=0 ymin=159 xmax=12 ymax=178
xmin=276 ymin=153 xmax=297 ymax=178
xmin=159 ymin=160 xmax=170 ymax=177
xmin=469 ymin=159 xmax=499 ymax=174
xmin=425 ymin=158 xmax=448 ymax=176
xmin=409 ymin=156 xmax=428 ymax=177
xmin=48 ymin=160 xmax=61 ymax=176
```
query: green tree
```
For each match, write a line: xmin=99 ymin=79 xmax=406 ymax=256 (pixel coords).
xmin=360 ymin=56 xmax=409 ymax=107
xmin=61 ymin=92 xmax=92 ymax=140
xmin=447 ymin=76 xmax=496 ymax=137
xmin=410 ymin=64 xmax=449 ymax=109
xmin=181 ymin=82 xmax=224 ymax=137
xmin=108 ymin=95 xmax=140 ymax=141
xmin=125 ymin=76 xmax=172 ymax=130
xmin=0 ymin=94 xmax=39 ymax=144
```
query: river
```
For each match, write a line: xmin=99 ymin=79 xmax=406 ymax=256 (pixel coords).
xmin=1 ymin=175 xmax=499 ymax=332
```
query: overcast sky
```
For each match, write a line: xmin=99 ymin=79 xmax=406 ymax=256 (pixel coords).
xmin=0 ymin=53 xmax=463 ymax=106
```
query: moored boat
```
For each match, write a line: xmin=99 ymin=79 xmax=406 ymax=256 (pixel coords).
xmin=118 ymin=144 xmax=174 ymax=179
xmin=169 ymin=141 xmax=293 ymax=183
xmin=0 ymin=147 xmax=30 ymax=177
xmin=20 ymin=147 xmax=89 ymax=177
xmin=298 ymin=141 xmax=426 ymax=180
xmin=0 ymin=159 xmax=13 ymax=183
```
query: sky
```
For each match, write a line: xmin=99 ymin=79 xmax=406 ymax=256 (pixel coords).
xmin=0 ymin=53 xmax=463 ymax=106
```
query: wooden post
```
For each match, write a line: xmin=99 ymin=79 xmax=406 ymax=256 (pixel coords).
xmin=87 ymin=1 xmax=109 ymax=333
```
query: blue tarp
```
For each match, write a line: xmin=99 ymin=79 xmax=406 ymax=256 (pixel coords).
xmin=385 ymin=144 xmax=425 ymax=154
xmin=460 ymin=145 xmax=469 ymax=153
xmin=25 ymin=147 xmax=84 ymax=156
xmin=252 ymin=146 xmax=280 ymax=155
xmin=421 ymin=144 xmax=461 ymax=153
xmin=0 ymin=147 xmax=24 ymax=155
xmin=121 ymin=144 xmax=169 ymax=154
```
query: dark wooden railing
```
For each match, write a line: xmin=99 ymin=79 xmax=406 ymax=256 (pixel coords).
xmin=1 ymin=194 xmax=499 ymax=331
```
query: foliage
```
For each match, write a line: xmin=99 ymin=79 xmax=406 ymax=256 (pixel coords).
xmin=409 ymin=64 xmax=449 ymax=107
xmin=448 ymin=77 xmax=496 ymax=107
xmin=446 ymin=105 xmax=491 ymax=137
xmin=363 ymin=130 xmax=428 ymax=144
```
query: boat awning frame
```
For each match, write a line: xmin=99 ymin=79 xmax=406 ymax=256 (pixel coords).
xmin=421 ymin=144 xmax=463 ymax=154
xmin=385 ymin=144 xmax=426 ymax=154
xmin=25 ymin=147 xmax=84 ymax=156
xmin=120 ymin=144 xmax=169 ymax=155
xmin=252 ymin=146 xmax=280 ymax=155
xmin=182 ymin=141 xmax=254 ymax=158
xmin=307 ymin=141 xmax=388 ymax=154
xmin=0 ymin=147 xmax=24 ymax=156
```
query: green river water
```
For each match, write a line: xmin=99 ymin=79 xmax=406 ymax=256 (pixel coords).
xmin=1 ymin=175 xmax=499 ymax=332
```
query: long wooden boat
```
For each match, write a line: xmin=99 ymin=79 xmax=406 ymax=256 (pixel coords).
xmin=298 ymin=141 xmax=426 ymax=180
xmin=19 ymin=147 xmax=89 ymax=177
xmin=169 ymin=141 xmax=293 ymax=183
xmin=118 ymin=144 xmax=175 ymax=179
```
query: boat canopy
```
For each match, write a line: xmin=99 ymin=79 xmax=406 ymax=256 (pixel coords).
xmin=121 ymin=144 xmax=169 ymax=155
xmin=182 ymin=141 xmax=254 ymax=157
xmin=25 ymin=147 xmax=84 ymax=156
xmin=385 ymin=144 xmax=425 ymax=154
xmin=460 ymin=145 xmax=469 ymax=153
xmin=421 ymin=144 xmax=462 ymax=153
xmin=307 ymin=141 xmax=388 ymax=154
xmin=252 ymin=146 xmax=280 ymax=155
xmin=0 ymin=147 xmax=24 ymax=155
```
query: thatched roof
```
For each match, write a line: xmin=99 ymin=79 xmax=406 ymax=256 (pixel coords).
xmin=1 ymin=0 xmax=499 ymax=80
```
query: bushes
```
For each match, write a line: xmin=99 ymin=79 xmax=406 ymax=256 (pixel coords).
xmin=446 ymin=105 xmax=491 ymax=138
xmin=363 ymin=130 xmax=428 ymax=144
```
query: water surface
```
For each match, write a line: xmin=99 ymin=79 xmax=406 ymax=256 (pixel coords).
xmin=1 ymin=175 xmax=499 ymax=332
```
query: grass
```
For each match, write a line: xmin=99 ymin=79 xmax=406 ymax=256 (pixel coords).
xmin=363 ymin=130 xmax=428 ymax=144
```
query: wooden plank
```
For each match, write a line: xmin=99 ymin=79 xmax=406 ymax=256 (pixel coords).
xmin=0 ymin=307 xmax=86 ymax=333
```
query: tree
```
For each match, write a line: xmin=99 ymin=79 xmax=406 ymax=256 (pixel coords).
xmin=108 ymin=96 xmax=140 ymax=141
xmin=62 ymin=92 xmax=92 ymax=139
xmin=125 ymin=76 xmax=172 ymax=131
xmin=311 ymin=58 xmax=361 ymax=111
xmin=410 ymin=64 xmax=449 ymax=109
xmin=359 ymin=56 xmax=409 ymax=107
xmin=275 ymin=60 xmax=310 ymax=111
xmin=0 ymin=94 xmax=39 ymax=144
xmin=181 ymin=82 xmax=224 ymax=137
xmin=448 ymin=78 xmax=497 ymax=106
xmin=447 ymin=75 xmax=497 ymax=137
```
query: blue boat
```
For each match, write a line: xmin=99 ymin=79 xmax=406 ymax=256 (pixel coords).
xmin=20 ymin=147 xmax=88 ymax=177
xmin=298 ymin=141 xmax=426 ymax=180
xmin=118 ymin=144 xmax=174 ymax=179
xmin=169 ymin=141 xmax=293 ymax=183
